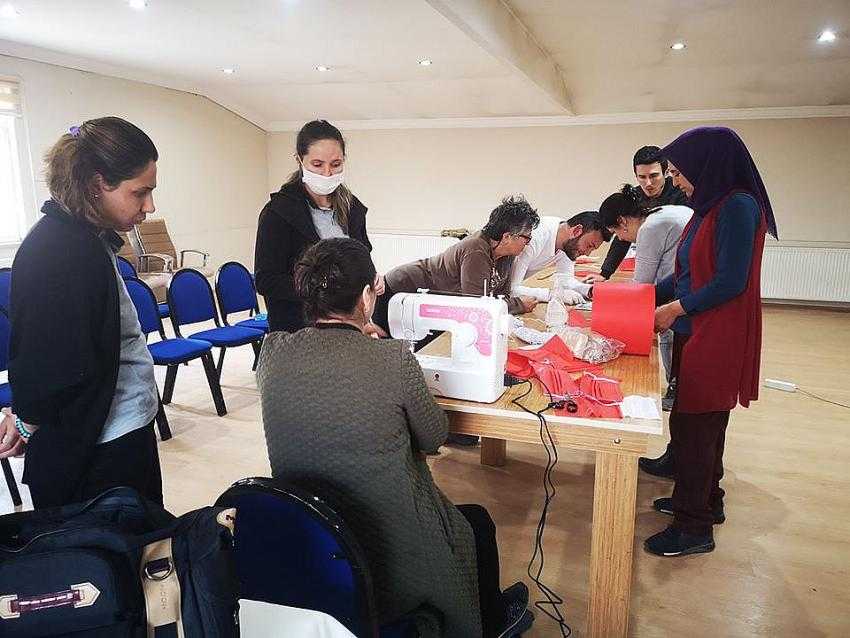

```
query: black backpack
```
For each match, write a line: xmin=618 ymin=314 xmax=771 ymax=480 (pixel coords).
xmin=0 ymin=487 xmax=239 ymax=637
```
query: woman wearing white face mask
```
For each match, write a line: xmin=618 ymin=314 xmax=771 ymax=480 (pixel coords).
xmin=255 ymin=120 xmax=384 ymax=333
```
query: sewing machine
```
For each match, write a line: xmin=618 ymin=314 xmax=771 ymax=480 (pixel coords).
xmin=387 ymin=291 xmax=512 ymax=403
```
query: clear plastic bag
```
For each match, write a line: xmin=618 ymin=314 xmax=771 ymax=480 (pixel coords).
xmin=556 ymin=327 xmax=625 ymax=364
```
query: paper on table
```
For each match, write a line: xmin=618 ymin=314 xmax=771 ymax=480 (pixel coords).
xmin=620 ymin=395 xmax=661 ymax=420
xmin=590 ymin=281 xmax=654 ymax=355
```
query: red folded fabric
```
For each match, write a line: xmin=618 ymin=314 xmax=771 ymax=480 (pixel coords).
xmin=567 ymin=310 xmax=589 ymax=328
xmin=618 ymin=256 xmax=636 ymax=271
xmin=555 ymin=396 xmax=622 ymax=419
xmin=578 ymin=373 xmax=624 ymax=403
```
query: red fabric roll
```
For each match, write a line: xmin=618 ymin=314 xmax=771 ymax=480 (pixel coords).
xmin=590 ymin=281 xmax=655 ymax=355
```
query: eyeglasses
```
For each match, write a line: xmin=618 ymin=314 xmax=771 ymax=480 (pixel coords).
xmin=513 ymin=233 xmax=533 ymax=243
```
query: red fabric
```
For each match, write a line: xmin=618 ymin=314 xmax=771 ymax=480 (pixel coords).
xmin=567 ymin=310 xmax=589 ymax=328
xmin=555 ymin=396 xmax=622 ymax=419
xmin=677 ymin=193 xmax=767 ymax=413
xmin=590 ymin=281 xmax=655 ymax=355
xmin=578 ymin=373 xmax=623 ymax=402
xmin=618 ymin=256 xmax=636 ymax=272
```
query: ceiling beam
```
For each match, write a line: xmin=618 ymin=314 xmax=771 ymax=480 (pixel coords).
xmin=425 ymin=0 xmax=572 ymax=114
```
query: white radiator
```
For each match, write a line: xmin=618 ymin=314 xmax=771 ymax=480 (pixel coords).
xmin=761 ymin=245 xmax=850 ymax=303
xmin=369 ymin=232 xmax=458 ymax=275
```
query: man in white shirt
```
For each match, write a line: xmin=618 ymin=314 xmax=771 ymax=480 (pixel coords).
xmin=510 ymin=210 xmax=612 ymax=304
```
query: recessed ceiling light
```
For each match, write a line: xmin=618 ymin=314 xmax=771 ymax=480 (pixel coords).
xmin=818 ymin=29 xmax=837 ymax=43
xmin=418 ymin=58 xmax=433 ymax=66
xmin=0 ymin=3 xmax=21 ymax=18
xmin=670 ymin=42 xmax=686 ymax=51
xmin=128 ymin=0 xmax=147 ymax=10
xmin=315 ymin=65 xmax=331 ymax=72
xmin=221 ymin=68 xmax=236 ymax=75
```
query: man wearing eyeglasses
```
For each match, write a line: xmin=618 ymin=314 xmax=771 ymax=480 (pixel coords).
xmin=510 ymin=211 xmax=612 ymax=305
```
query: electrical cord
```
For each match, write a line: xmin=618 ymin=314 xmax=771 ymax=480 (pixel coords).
xmin=509 ymin=379 xmax=572 ymax=637
xmin=797 ymin=387 xmax=850 ymax=410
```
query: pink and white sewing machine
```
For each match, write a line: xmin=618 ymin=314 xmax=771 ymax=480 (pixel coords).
xmin=387 ymin=291 xmax=512 ymax=403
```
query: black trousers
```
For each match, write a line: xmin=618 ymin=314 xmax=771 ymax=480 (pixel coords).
xmin=458 ymin=504 xmax=507 ymax=638
xmin=669 ymin=334 xmax=729 ymax=535
xmin=29 ymin=423 xmax=163 ymax=509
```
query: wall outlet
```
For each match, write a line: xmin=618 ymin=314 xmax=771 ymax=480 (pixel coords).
xmin=764 ymin=378 xmax=798 ymax=392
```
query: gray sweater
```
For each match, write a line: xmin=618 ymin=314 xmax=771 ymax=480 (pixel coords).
xmin=258 ymin=326 xmax=482 ymax=637
xmin=633 ymin=205 xmax=694 ymax=284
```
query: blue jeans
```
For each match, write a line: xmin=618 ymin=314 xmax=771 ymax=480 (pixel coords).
xmin=659 ymin=329 xmax=674 ymax=383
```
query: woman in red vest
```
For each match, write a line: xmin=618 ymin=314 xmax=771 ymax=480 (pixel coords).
xmin=645 ymin=127 xmax=777 ymax=556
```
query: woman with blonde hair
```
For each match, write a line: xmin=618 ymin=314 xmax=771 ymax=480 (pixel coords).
xmin=6 ymin=116 xmax=163 ymax=508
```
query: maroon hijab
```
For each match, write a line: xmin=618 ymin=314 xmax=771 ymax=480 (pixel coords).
xmin=663 ymin=127 xmax=777 ymax=239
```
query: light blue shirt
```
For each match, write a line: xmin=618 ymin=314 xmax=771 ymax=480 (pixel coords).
xmin=98 ymin=240 xmax=159 ymax=444
xmin=309 ymin=204 xmax=347 ymax=240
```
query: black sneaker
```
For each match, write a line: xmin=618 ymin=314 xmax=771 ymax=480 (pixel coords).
xmin=638 ymin=446 xmax=675 ymax=479
xmin=644 ymin=525 xmax=715 ymax=557
xmin=497 ymin=582 xmax=532 ymax=637
xmin=653 ymin=497 xmax=725 ymax=524
xmin=445 ymin=433 xmax=480 ymax=447
xmin=662 ymin=382 xmax=677 ymax=412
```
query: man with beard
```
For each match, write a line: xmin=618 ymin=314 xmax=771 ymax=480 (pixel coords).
xmin=510 ymin=210 xmax=611 ymax=304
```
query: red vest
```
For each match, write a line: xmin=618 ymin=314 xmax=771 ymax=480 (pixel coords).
xmin=677 ymin=192 xmax=767 ymax=413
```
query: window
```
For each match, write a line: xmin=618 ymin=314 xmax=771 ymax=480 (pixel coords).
xmin=0 ymin=78 xmax=28 ymax=245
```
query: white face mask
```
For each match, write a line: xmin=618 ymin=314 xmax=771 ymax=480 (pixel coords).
xmin=301 ymin=166 xmax=345 ymax=196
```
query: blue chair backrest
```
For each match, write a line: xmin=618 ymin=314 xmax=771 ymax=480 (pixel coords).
xmin=0 ymin=268 xmax=10 ymax=312
xmin=216 ymin=261 xmax=258 ymax=317
xmin=116 ymin=255 xmax=137 ymax=280
xmin=168 ymin=269 xmax=218 ymax=327
xmin=125 ymin=278 xmax=161 ymax=337
xmin=216 ymin=478 xmax=377 ymax=637
xmin=0 ymin=308 xmax=9 ymax=372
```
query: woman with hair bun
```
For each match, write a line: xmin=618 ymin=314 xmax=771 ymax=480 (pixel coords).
xmin=4 ymin=117 xmax=163 ymax=508
xmin=598 ymin=184 xmax=693 ymax=400
xmin=254 ymin=119 xmax=383 ymax=334
xmin=259 ymin=237 xmax=533 ymax=637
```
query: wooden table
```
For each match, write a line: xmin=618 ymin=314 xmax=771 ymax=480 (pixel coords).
xmin=421 ymin=266 xmax=662 ymax=638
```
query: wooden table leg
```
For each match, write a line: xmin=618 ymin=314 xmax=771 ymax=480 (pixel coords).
xmin=480 ymin=437 xmax=506 ymax=466
xmin=587 ymin=450 xmax=639 ymax=638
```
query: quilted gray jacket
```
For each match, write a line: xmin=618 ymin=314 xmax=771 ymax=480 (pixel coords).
xmin=258 ymin=325 xmax=482 ymax=637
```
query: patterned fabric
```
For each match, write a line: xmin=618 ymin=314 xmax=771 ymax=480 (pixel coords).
xmin=258 ymin=328 xmax=483 ymax=637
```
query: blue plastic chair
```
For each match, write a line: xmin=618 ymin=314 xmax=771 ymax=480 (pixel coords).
xmin=0 ymin=267 xmax=10 ymax=312
xmin=126 ymin=277 xmax=227 ymax=419
xmin=215 ymin=262 xmax=268 ymax=370
xmin=116 ymin=255 xmax=170 ymax=319
xmin=215 ymin=261 xmax=269 ymax=333
xmin=0 ymin=307 xmax=22 ymax=508
xmin=216 ymin=477 xmax=442 ymax=638
xmin=167 ymin=269 xmax=265 ymax=377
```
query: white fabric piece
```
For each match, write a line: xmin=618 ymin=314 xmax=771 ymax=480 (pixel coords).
xmin=239 ymin=600 xmax=356 ymax=638
xmin=620 ymin=395 xmax=662 ymax=420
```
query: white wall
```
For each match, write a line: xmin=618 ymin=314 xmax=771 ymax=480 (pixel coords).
xmin=2 ymin=55 xmax=269 ymax=268
xmin=268 ymin=117 xmax=850 ymax=246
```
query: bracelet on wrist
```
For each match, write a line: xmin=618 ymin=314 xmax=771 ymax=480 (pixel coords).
xmin=15 ymin=417 xmax=32 ymax=440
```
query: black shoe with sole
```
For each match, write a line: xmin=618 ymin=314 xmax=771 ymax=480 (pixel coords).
xmin=498 ymin=582 xmax=533 ymax=637
xmin=638 ymin=446 xmax=675 ymax=479
xmin=644 ymin=525 xmax=715 ymax=557
xmin=445 ymin=433 xmax=480 ymax=447
xmin=652 ymin=497 xmax=726 ymax=524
